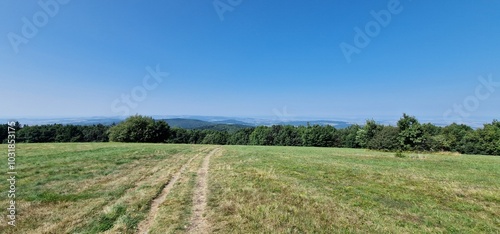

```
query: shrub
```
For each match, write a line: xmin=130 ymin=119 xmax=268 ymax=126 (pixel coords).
xmin=108 ymin=115 xmax=170 ymax=143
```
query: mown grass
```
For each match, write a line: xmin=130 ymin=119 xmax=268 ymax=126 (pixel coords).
xmin=0 ymin=143 xmax=212 ymax=234
xmin=147 ymin=159 xmax=198 ymax=233
xmin=208 ymin=146 xmax=500 ymax=233
xmin=0 ymin=143 xmax=498 ymax=233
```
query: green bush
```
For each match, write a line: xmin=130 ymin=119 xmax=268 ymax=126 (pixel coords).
xmin=108 ymin=115 xmax=170 ymax=143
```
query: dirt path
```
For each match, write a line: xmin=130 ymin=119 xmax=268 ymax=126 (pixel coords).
xmin=137 ymin=154 xmax=198 ymax=234
xmin=187 ymin=147 xmax=220 ymax=233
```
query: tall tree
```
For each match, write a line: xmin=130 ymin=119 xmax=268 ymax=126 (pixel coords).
xmin=397 ymin=113 xmax=425 ymax=151
xmin=249 ymin=126 xmax=273 ymax=145
xmin=108 ymin=115 xmax=170 ymax=143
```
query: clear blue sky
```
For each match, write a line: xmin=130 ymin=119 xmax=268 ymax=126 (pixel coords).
xmin=1 ymin=0 xmax=499 ymax=123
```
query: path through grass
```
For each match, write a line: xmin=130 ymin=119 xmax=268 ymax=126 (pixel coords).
xmin=0 ymin=143 xmax=498 ymax=233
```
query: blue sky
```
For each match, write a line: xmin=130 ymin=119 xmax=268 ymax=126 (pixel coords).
xmin=1 ymin=0 xmax=499 ymax=123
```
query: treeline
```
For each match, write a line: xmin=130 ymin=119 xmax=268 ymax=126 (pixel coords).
xmin=1 ymin=114 xmax=499 ymax=156
xmin=1 ymin=123 xmax=109 ymax=143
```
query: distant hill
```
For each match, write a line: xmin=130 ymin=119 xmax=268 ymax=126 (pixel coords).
xmin=212 ymin=119 xmax=253 ymax=126
xmin=4 ymin=117 xmax=122 ymax=126
xmin=163 ymin=118 xmax=252 ymax=132
xmin=162 ymin=118 xmax=351 ymax=129
xmin=278 ymin=120 xmax=351 ymax=128
xmin=4 ymin=116 xmax=352 ymax=129
xmin=6 ymin=115 xmax=494 ymax=129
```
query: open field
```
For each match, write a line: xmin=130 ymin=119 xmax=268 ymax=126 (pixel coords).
xmin=1 ymin=143 xmax=499 ymax=233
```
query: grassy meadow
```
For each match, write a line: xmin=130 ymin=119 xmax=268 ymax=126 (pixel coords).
xmin=0 ymin=143 xmax=499 ymax=233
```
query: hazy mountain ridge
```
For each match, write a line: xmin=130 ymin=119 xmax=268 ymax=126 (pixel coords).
xmin=1 ymin=116 xmax=490 ymax=129
xmin=2 ymin=116 xmax=352 ymax=129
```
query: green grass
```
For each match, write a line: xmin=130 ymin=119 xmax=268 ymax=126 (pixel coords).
xmin=208 ymin=146 xmax=500 ymax=233
xmin=0 ymin=143 xmax=499 ymax=233
xmin=0 ymin=143 xmax=212 ymax=233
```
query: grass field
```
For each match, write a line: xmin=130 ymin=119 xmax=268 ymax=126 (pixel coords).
xmin=0 ymin=143 xmax=499 ymax=233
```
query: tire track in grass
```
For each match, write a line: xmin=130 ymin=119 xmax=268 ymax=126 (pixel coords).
xmin=188 ymin=147 xmax=220 ymax=233
xmin=30 ymin=151 xmax=188 ymax=233
xmin=137 ymin=152 xmax=201 ymax=234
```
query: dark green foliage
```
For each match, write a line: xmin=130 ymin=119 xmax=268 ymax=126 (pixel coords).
xmin=442 ymin=123 xmax=474 ymax=152
xmin=168 ymin=128 xmax=190 ymax=143
xmin=274 ymin=125 xmax=303 ymax=146
xmin=252 ymin=125 xmax=305 ymax=146
xmin=249 ymin=126 xmax=273 ymax=145
xmin=367 ymin=126 xmax=399 ymax=151
xmin=397 ymin=114 xmax=425 ymax=151
xmin=0 ymin=124 xmax=8 ymax=143
xmin=55 ymin=125 xmax=83 ymax=142
xmin=302 ymin=125 xmax=338 ymax=147
xmin=108 ymin=115 xmax=170 ymax=143
xmin=82 ymin=124 xmax=109 ymax=142
xmin=5 ymin=115 xmax=500 ymax=156
xmin=187 ymin=130 xmax=207 ymax=144
xmin=201 ymin=131 xmax=228 ymax=145
xmin=16 ymin=124 xmax=109 ymax=143
xmin=338 ymin=124 xmax=361 ymax=148
xmin=355 ymin=120 xmax=382 ymax=148
xmin=227 ymin=128 xmax=254 ymax=145
xmin=163 ymin=118 xmax=249 ymax=132
xmin=475 ymin=120 xmax=500 ymax=155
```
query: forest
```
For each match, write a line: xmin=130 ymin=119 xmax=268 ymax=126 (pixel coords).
xmin=2 ymin=114 xmax=499 ymax=156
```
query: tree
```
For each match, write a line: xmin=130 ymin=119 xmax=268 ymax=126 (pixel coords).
xmin=249 ymin=126 xmax=273 ymax=145
xmin=442 ymin=123 xmax=473 ymax=152
xmin=227 ymin=128 xmax=253 ymax=145
xmin=420 ymin=123 xmax=443 ymax=151
xmin=188 ymin=130 xmax=206 ymax=144
xmin=339 ymin=124 xmax=361 ymax=148
xmin=460 ymin=130 xmax=481 ymax=155
xmin=151 ymin=120 xmax=170 ymax=143
xmin=55 ymin=124 xmax=83 ymax=142
xmin=201 ymin=130 xmax=228 ymax=145
xmin=476 ymin=120 xmax=500 ymax=155
xmin=18 ymin=125 xmax=55 ymax=143
xmin=367 ymin=126 xmax=399 ymax=151
xmin=397 ymin=113 xmax=425 ymax=151
xmin=355 ymin=128 xmax=368 ymax=148
xmin=4 ymin=115 xmax=499 ymax=156
xmin=0 ymin=124 xmax=8 ymax=143
xmin=303 ymin=125 xmax=336 ymax=147
xmin=355 ymin=120 xmax=382 ymax=149
xmin=276 ymin=125 xmax=303 ymax=146
xmin=82 ymin=124 xmax=110 ymax=142
xmin=108 ymin=115 xmax=170 ymax=143
xmin=168 ymin=128 xmax=190 ymax=143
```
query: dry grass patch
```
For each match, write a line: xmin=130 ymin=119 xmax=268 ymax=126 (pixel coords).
xmin=0 ymin=143 xmax=210 ymax=233
xmin=207 ymin=145 xmax=500 ymax=233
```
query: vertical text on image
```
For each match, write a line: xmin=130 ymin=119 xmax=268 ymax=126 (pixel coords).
xmin=6 ymin=121 xmax=17 ymax=227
